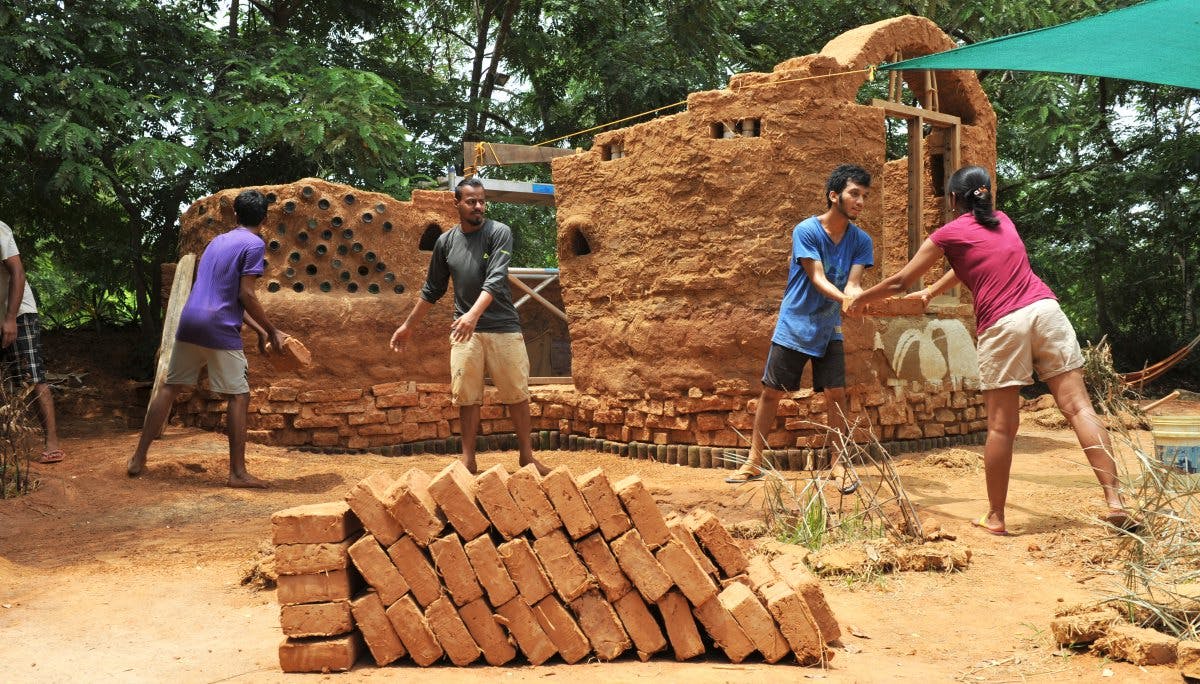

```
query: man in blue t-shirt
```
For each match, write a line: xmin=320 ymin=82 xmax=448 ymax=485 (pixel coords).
xmin=127 ymin=189 xmax=286 ymax=488
xmin=725 ymin=165 xmax=874 ymax=491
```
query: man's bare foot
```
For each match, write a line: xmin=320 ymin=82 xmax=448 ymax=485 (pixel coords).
xmin=520 ymin=456 xmax=550 ymax=476
xmin=461 ymin=456 xmax=478 ymax=475
xmin=228 ymin=472 xmax=269 ymax=489
xmin=127 ymin=455 xmax=146 ymax=477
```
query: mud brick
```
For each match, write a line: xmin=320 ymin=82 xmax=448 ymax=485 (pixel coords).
xmin=386 ymin=536 xmax=443 ymax=607
xmin=384 ymin=468 xmax=445 ymax=546
xmin=271 ymin=501 xmax=361 ymax=545
xmin=274 ymin=538 xmax=354 ymax=576
xmin=769 ymin=555 xmax=841 ymax=642
xmin=656 ymin=590 xmax=705 ymax=661
xmin=577 ymin=469 xmax=633 ymax=541
xmin=612 ymin=589 xmax=667 ymax=660
xmin=278 ymin=633 xmax=362 ymax=673
xmin=655 ymin=540 xmax=718 ymax=606
xmin=532 ymin=595 xmax=592 ymax=664
xmin=569 ymin=589 xmax=631 ymax=661
xmin=495 ymin=597 xmax=558 ymax=665
xmin=613 ymin=475 xmax=672 ymax=549
xmin=611 ymin=529 xmax=673 ymax=603
xmin=428 ymin=533 xmax=485 ymax=606
xmin=279 ymin=601 xmax=353 ymax=638
xmin=666 ymin=519 xmax=718 ymax=577
xmin=472 ymin=465 xmax=530 ymax=539
xmin=428 ymin=460 xmax=490 ymax=541
xmin=745 ymin=554 xmax=779 ymax=591
xmin=385 ymin=595 xmax=444 ymax=667
xmin=507 ymin=464 xmax=562 ymax=537
xmin=350 ymin=591 xmax=406 ymax=666
xmin=718 ymin=582 xmax=790 ymax=663
xmin=425 ymin=596 xmax=481 ymax=666
xmin=539 ymin=466 xmax=599 ymax=540
xmin=693 ymin=596 xmax=756 ymax=663
xmin=459 ymin=598 xmax=517 ymax=666
xmin=575 ymin=532 xmax=633 ymax=602
xmin=463 ymin=535 xmax=518 ymax=606
xmin=1050 ymin=608 xmax=1119 ymax=646
xmin=347 ymin=535 xmax=409 ymax=606
xmin=1179 ymin=640 xmax=1200 ymax=679
xmin=761 ymin=581 xmax=825 ymax=663
xmin=497 ymin=538 xmax=554 ymax=605
xmin=276 ymin=569 xmax=360 ymax=605
xmin=1096 ymin=622 xmax=1179 ymax=666
xmin=346 ymin=471 xmax=405 ymax=546
xmin=684 ymin=509 xmax=748 ymax=577
xmin=532 ymin=530 xmax=593 ymax=602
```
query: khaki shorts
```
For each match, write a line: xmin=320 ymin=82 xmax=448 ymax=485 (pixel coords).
xmin=450 ymin=331 xmax=530 ymax=406
xmin=976 ymin=299 xmax=1083 ymax=390
xmin=166 ymin=341 xmax=251 ymax=395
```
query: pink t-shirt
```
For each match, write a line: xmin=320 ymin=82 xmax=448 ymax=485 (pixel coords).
xmin=929 ymin=210 xmax=1056 ymax=334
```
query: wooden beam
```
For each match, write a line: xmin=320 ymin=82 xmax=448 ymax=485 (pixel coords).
xmin=147 ymin=253 xmax=196 ymax=439
xmin=871 ymin=99 xmax=960 ymax=127
xmin=944 ymin=124 xmax=962 ymax=224
xmin=514 ymin=273 xmax=558 ymax=309
xmin=907 ymin=117 xmax=924 ymax=263
xmin=508 ymin=274 xmax=568 ymax=322
xmin=464 ymin=141 xmax=576 ymax=167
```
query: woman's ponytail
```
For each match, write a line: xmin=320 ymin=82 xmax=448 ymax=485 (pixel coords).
xmin=947 ymin=166 xmax=1000 ymax=229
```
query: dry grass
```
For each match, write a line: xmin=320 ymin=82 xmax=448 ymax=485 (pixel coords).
xmin=0 ymin=382 xmax=39 ymax=498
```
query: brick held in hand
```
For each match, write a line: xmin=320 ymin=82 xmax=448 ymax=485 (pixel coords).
xmin=350 ymin=591 xmax=407 ymax=666
xmin=507 ymin=464 xmax=562 ymax=538
xmin=278 ymin=633 xmax=362 ymax=673
xmin=459 ymin=598 xmax=518 ymax=666
xmin=265 ymin=335 xmax=312 ymax=371
xmin=463 ymin=535 xmax=519 ymax=606
xmin=539 ymin=466 xmax=599 ymax=540
xmin=656 ymin=589 xmax=705 ymax=661
xmin=425 ymin=596 xmax=482 ymax=666
xmin=428 ymin=460 xmax=490 ymax=541
xmin=473 ymin=464 xmax=531 ymax=539
xmin=347 ymin=535 xmax=409 ymax=605
xmin=384 ymin=468 xmax=445 ymax=546
xmin=684 ymin=508 xmax=748 ymax=577
xmin=271 ymin=501 xmax=361 ymax=545
xmin=613 ymin=475 xmax=672 ymax=548
xmin=385 ymin=594 xmax=444 ymax=667
xmin=612 ymin=590 xmax=667 ymax=661
xmin=576 ymin=468 xmax=632 ymax=540
xmin=345 ymin=471 xmax=405 ymax=546
xmin=531 ymin=595 xmax=592 ymax=665
xmin=610 ymin=529 xmax=674 ymax=603
xmin=428 ymin=532 xmax=485 ymax=606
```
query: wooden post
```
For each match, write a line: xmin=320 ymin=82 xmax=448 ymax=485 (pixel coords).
xmin=146 ymin=253 xmax=196 ymax=439
xmin=907 ymin=117 xmax=924 ymax=261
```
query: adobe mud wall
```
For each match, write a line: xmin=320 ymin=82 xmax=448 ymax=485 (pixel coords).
xmin=172 ymin=15 xmax=996 ymax=456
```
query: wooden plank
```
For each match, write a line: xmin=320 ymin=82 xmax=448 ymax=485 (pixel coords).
xmin=871 ymin=99 xmax=960 ymax=127
xmin=529 ymin=377 xmax=572 ymax=386
xmin=464 ymin=142 xmax=576 ymax=168
xmin=907 ymin=117 xmax=924 ymax=263
xmin=514 ymin=274 xmax=558 ymax=309
xmin=146 ymin=253 xmax=196 ymax=439
xmin=508 ymin=275 xmax=568 ymax=322
xmin=944 ymin=124 xmax=962 ymax=224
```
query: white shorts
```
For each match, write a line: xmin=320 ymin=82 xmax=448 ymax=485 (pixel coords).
xmin=449 ymin=332 xmax=530 ymax=406
xmin=976 ymin=299 xmax=1084 ymax=390
xmin=166 ymin=341 xmax=251 ymax=395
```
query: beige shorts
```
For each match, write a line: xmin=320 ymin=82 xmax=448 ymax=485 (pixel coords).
xmin=166 ymin=341 xmax=251 ymax=395
xmin=450 ymin=331 xmax=530 ymax=406
xmin=976 ymin=298 xmax=1084 ymax=390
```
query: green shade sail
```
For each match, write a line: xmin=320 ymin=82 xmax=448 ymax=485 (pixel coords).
xmin=880 ymin=0 xmax=1200 ymax=90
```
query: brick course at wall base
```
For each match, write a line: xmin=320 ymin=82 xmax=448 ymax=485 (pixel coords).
xmin=172 ymin=380 xmax=987 ymax=461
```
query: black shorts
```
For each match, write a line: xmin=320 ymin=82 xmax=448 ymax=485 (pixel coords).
xmin=2 ymin=312 xmax=47 ymax=386
xmin=761 ymin=340 xmax=845 ymax=393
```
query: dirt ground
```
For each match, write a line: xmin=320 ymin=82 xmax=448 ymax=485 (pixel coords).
xmin=1 ymin=390 xmax=1194 ymax=683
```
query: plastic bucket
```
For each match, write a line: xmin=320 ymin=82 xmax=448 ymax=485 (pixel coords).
xmin=1149 ymin=415 xmax=1200 ymax=474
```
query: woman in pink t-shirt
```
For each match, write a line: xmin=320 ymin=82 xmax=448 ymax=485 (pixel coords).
xmin=849 ymin=166 xmax=1130 ymax=535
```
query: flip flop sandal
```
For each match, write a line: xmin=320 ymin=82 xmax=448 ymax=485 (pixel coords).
xmin=971 ymin=515 xmax=1009 ymax=536
xmin=1100 ymin=510 xmax=1142 ymax=532
xmin=838 ymin=477 xmax=861 ymax=495
xmin=724 ymin=471 xmax=764 ymax=484
xmin=35 ymin=449 xmax=65 ymax=464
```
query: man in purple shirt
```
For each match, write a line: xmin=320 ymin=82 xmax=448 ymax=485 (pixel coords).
xmin=127 ymin=189 xmax=285 ymax=488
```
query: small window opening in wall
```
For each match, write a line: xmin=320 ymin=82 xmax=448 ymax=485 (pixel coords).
xmin=570 ymin=227 xmax=592 ymax=256
xmin=419 ymin=223 xmax=441 ymax=251
xmin=931 ymin=153 xmax=946 ymax=197
xmin=711 ymin=119 xmax=761 ymax=138
xmin=601 ymin=142 xmax=624 ymax=160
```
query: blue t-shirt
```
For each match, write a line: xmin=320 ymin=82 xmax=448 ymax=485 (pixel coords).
xmin=771 ymin=216 xmax=874 ymax=357
xmin=176 ymin=227 xmax=266 ymax=350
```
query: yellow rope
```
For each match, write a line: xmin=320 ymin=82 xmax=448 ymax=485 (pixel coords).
xmin=470 ymin=64 xmax=883 ymax=157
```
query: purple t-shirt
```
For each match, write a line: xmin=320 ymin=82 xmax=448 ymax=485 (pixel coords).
xmin=176 ymin=227 xmax=265 ymax=350
xmin=930 ymin=210 xmax=1056 ymax=334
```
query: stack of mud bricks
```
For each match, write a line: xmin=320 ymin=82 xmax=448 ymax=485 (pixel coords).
xmin=182 ymin=379 xmax=985 ymax=454
xmin=270 ymin=463 xmax=844 ymax=672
